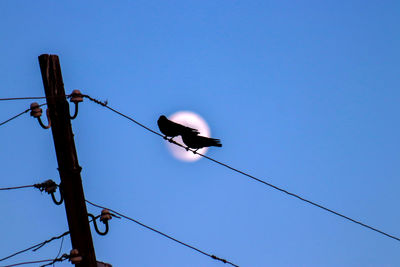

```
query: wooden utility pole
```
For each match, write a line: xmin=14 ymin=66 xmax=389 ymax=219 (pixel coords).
xmin=38 ymin=54 xmax=97 ymax=266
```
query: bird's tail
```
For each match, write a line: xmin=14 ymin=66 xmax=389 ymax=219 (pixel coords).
xmin=210 ymin=138 xmax=222 ymax=147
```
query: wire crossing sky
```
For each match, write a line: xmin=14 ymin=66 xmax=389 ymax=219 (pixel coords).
xmin=0 ymin=103 xmax=46 ymax=127
xmin=85 ymin=199 xmax=240 ymax=267
xmin=0 ymin=176 xmax=238 ymax=266
xmin=83 ymin=95 xmax=400 ymax=243
xmin=3 ymin=94 xmax=398 ymax=243
xmin=1 ymin=1 xmax=399 ymax=266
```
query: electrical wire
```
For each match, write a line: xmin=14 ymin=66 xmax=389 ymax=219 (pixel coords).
xmin=197 ymin=153 xmax=400 ymax=242
xmin=0 ymin=103 xmax=46 ymax=127
xmin=0 ymin=253 xmax=69 ymax=267
xmin=39 ymin=253 xmax=69 ymax=267
xmin=85 ymin=199 xmax=239 ymax=267
xmin=84 ymin=95 xmax=400 ymax=243
xmin=0 ymin=215 xmax=102 ymax=263
xmin=0 ymin=232 xmax=69 ymax=263
xmin=0 ymin=180 xmax=57 ymax=192
xmin=0 ymin=95 xmax=71 ymax=101
xmin=0 ymin=109 xmax=29 ymax=127
xmin=82 ymin=94 xmax=163 ymax=137
xmin=53 ymin=237 xmax=64 ymax=267
xmin=0 ymin=96 xmax=47 ymax=101
xmin=0 ymin=185 xmax=35 ymax=191
xmin=1 ymin=259 xmax=60 ymax=267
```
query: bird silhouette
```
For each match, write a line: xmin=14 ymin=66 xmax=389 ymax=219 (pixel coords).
xmin=181 ymin=132 xmax=222 ymax=152
xmin=157 ymin=115 xmax=200 ymax=142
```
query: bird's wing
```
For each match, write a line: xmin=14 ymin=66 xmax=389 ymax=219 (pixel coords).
xmin=169 ymin=120 xmax=200 ymax=135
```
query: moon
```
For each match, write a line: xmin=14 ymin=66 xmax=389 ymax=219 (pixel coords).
xmin=166 ymin=111 xmax=211 ymax=162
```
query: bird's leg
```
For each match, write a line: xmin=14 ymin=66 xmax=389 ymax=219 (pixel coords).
xmin=192 ymin=149 xmax=199 ymax=154
xmin=168 ymin=137 xmax=174 ymax=143
xmin=163 ymin=135 xmax=168 ymax=140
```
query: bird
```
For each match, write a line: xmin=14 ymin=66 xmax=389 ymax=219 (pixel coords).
xmin=181 ymin=132 xmax=222 ymax=152
xmin=157 ymin=115 xmax=200 ymax=142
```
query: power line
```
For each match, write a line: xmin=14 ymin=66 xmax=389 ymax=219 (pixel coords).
xmin=1 ymin=259 xmax=60 ymax=267
xmin=0 ymin=231 xmax=69 ymax=263
xmin=32 ymin=232 xmax=70 ymax=253
xmin=0 ymin=103 xmax=46 ymax=127
xmin=0 ymin=185 xmax=35 ymax=191
xmin=0 ymin=95 xmax=71 ymax=101
xmin=0 ymin=180 xmax=57 ymax=192
xmin=85 ymin=199 xmax=239 ymax=267
xmin=1 ymin=254 xmax=69 ymax=267
xmin=83 ymin=94 xmax=163 ymax=137
xmin=198 ymin=153 xmax=400 ymax=242
xmin=0 ymin=210 xmax=108 ymax=264
xmin=0 ymin=109 xmax=29 ymax=127
xmin=84 ymin=95 xmax=400 ymax=243
xmin=0 ymin=96 xmax=47 ymax=101
xmin=39 ymin=253 xmax=69 ymax=267
xmin=53 ymin=236 xmax=64 ymax=265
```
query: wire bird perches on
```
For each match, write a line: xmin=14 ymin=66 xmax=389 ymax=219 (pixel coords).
xmin=82 ymin=94 xmax=162 ymax=137
xmin=83 ymin=94 xmax=400 ymax=243
xmin=85 ymin=199 xmax=239 ymax=267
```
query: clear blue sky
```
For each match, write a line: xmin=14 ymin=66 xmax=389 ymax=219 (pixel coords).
xmin=1 ymin=1 xmax=399 ymax=266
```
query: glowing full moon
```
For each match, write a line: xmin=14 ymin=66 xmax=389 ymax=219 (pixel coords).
xmin=166 ymin=111 xmax=211 ymax=162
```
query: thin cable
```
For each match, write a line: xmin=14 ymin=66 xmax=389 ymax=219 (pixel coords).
xmin=0 ymin=103 xmax=46 ymax=127
xmin=1 ymin=253 xmax=69 ymax=267
xmin=40 ymin=253 xmax=69 ymax=267
xmin=0 ymin=96 xmax=47 ymax=101
xmin=0 ymin=95 xmax=71 ymax=101
xmin=32 ymin=232 xmax=69 ymax=252
xmin=1 ymin=259 xmax=56 ymax=267
xmin=84 ymin=95 xmax=400 ymax=243
xmin=0 ymin=185 xmax=35 ymax=191
xmin=83 ymin=95 xmax=164 ymax=137
xmin=53 ymin=237 xmax=64 ymax=267
xmin=197 ymin=153 xmax=400 ymax=242
xmin=85 ymin=199 xmax=239 ymax=267
xmin=0 ymin=109 xmax=29 ymax=127
xmin=0 ymin=245 xmax=38 ymax=263
xmin=0 ymin=180 xmax=57 ymax=192
xmin=0 ymin=216 xmax=101 ymax=263
xmin=0 ymin=232 xmax=69 ymax=262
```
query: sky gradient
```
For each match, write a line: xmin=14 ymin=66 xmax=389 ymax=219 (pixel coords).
xmin=1 ymin=1 xmax=399 ymax=266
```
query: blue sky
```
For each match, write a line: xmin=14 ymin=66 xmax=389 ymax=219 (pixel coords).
xmin=1 ymin=1 xmax=399 ymax=266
